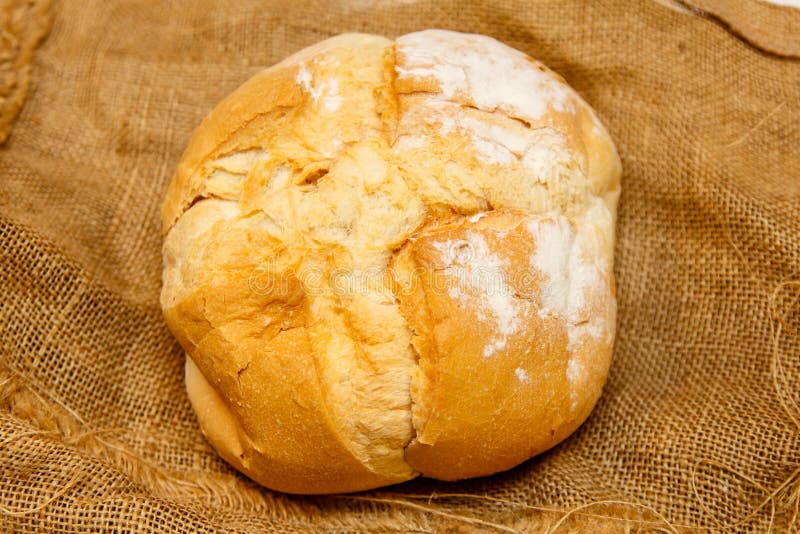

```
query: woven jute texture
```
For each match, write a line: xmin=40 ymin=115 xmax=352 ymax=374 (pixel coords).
xmin=1 ymin=0 xmax=799 ymax=531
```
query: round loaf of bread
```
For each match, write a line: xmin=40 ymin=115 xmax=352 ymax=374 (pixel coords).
xmin=160 ymin=30 xmax=621 ymax=494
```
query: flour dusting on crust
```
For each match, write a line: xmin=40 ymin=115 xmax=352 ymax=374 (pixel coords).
xmin=527 ymin=215 xmax=611 ymax=409
xmin=434 ymin=231 xmax=520 ymax=357
xmin=297 ymin=64 xmax=342 ymax=113
xmin=395 ymin=30 xmax=578 ymax=185
xmin=515 ymin=367 xmax=529 ymax=382
xmin=396 ymin=30 xmax=573 ymax=122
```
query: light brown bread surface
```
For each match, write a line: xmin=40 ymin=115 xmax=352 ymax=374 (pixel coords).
xmin=160 ymin=29 xmax=621 ymax=494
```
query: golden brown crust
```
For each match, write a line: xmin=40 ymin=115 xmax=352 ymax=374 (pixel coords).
xmin=161 ymin=30 xmax=621 ymax=494
xmin=163 ymin=201 xmax=413 ymax=494
xmin=391 ymin=211 xmax=615 ymax=479
xmin=161 ymin=33 xmax=393 ymax=234
xmin=182 ymin=328 xmax=404 ymax=494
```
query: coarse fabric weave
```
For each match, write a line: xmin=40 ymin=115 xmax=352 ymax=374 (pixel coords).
xmin=1 ymin=0 xmax=798 ymax=531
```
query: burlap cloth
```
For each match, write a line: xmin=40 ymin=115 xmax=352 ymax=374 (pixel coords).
xmin=1 ymin=0 xmax=798 ymax=531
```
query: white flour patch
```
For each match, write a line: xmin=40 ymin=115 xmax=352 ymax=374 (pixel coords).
xmin=566 ymin=356 xmax=582 ymax=384
xmin=528 ymin=216 xmax=605 ymax=328
xmin=320 ymin=79 xmax=342 ymax=113
xmin=296 ymin=64 xmax=312 ymax=91
xmin=528 ymin=216 xmax=573 ymax=317
xmin=515 ymin=367 xmax=528 ymax=382
xmin=397 ymin=30 xmax=577 ymax=184
xmin=527 ymin=215 xmax=611 ymax=407
xmin=565 ymin=241 xmax=602 ymax=325
xmin=433 ymin=231 xmax=519 ymax=357
xmin=567 ymin=321 xmax=606 ymax=353
xmin=396 ymin=30 xmax=573 ymax=124
xmin=296 ymin=64 xmax=341 ymax=113
xmin=566 ymin=357 xmax=583 ymax=410
xmin=521 ymin=137 xmax=564 ymax=184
